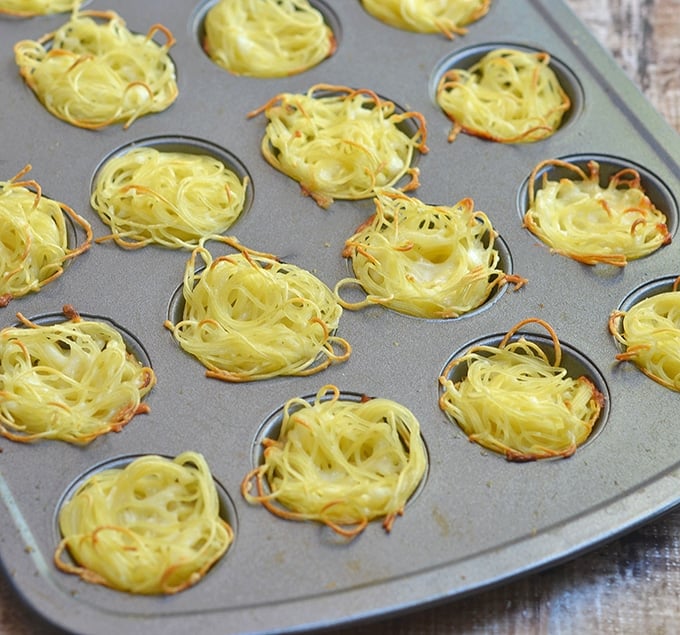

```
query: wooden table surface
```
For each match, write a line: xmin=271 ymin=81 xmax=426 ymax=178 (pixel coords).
xmin=1 ymin=1 xmax=679 ymax=633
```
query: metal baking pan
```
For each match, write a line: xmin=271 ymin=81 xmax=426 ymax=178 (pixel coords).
xmin=1 ymin=1 xmax=679 ymax=634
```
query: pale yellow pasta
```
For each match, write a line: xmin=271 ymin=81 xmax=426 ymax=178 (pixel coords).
xmin=164 ymin=238 xmax=351 ymax=382
xmin=524 ymin=159 xmax=671 ymax=266
xmin=436 ymin=48 xmax=570 ymax=143
xmin=14 ymin=9 xmax=177 ymax=129
xmin=242 ymin=384 xmax=427 ymax=538
xmin=55 ymin=452 xmax=233 ymax=594
xmin=609 ymin=282 xmax=680 ymax=391
xmin=439 ymin=318 xmax=603 ymax=461
xmin=204 ymin=0 xmax=335 ymax=77
xmin=0 ymin=307 xmax=155 ymax=444
xmin=361 ymin=0 xmax=491 ymax=39
xmin=0 ymin=165 xmax=92 ymax=307
xmin=248 ymin=84 xmax=428 ymax=208
xmin=336 ymin=189 xmax=526 ymax=318
xmin=91 ymin=147 xmax=249 ymax=250
xmin=0 ymin=0 xmax=75 ymax=16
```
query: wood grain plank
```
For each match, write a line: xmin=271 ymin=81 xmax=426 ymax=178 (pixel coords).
xmin=567 ymin=0 xmax=680 ymax=130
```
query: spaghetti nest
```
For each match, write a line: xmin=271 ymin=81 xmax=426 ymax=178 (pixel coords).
xmin=91 ymin=147 xmax=249 ymax=250
xmin=361 ymin=0 xmax=491 ymax=39
xmin=248 ymin=84 xmax=428 ymax=208
xmin=336 ymin=189 xmax=526 ymax=318
xmin=439 ymin=318 xmax=604 ymax=461
xmin=0 ymin=165 xmax=92 ymax=308
xmin=242 ymin=385 xmax=427 ymax=539
xmin=164 ymin=238 xmax=351 ymax=382
xmin=14 ymin=9 xmax=177 ymax=129
xmin=0 ymin=306 xmax=155 ymax=444
xmin=609 ymin=277 xmax=680 ymax=391
xmin=0 ymin=0 xmax=75 ymax=16
xmin=203 ymin=0 xmax=336 ymax=78
xmin=55 ymin=451 xmax=233 ymax=594
xmin=524 ymin=159 xmax=671 ymax=266
xmin=436 ymin=48 xmax=570 ymax=143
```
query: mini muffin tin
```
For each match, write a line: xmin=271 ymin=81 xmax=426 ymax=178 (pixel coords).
xmin=1 ymin=2 xmax=679 ymax=634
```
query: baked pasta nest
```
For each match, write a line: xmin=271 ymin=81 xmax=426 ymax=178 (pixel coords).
xmin=436 ymin=47 xmax=570 ymax=143
xmin=242 ymin=384 xmax=427 ymax=539
xmin=609 ymin=276 xmax=680 ymax=391
xmin=0 ymin=305 xmax=155 ymax=444
xmin=0 ymin=0 xmax=76 ymax=17
xmin=14 ymin=8 xmax=177 ymax=129
xmin=336 ymin=188 xmax=526 ymax=318
xmin=203 ymin=0 xmax=336 ymax=77
xmin=164 ymin=237 xmax=351 ymax=382
xmin=55 ymin=451 xmax=233 ymax=594
xmin=439 ymin=318 xmax=604 ymax=461
xmin=91 ymin=146 xmax=249 ymax=250
xmin=1 ymin=164 xmax=92 ymax=308
xmin=248 ymin=84 xmax=428 ymax=208
xmin=361 ymin=0 xmax=492 ymax=39
xmin=524 ymin=158 xmax=671 ymax=266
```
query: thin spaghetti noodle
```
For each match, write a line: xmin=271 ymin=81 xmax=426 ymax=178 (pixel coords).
xmin=361 ymin=0 xmax=491 ymax=39
xmin=335 ymin=189 xmax=526 ymax=318
xmin=242 ymin=384 xmax=427 ymax=538
xmin=164 ymin=237 xmax=351 ymax=382
xmin=609 ymin=276 xmax=680 ymax=391
xmin=1 ymin=165 xmax=92 ymax=308
xmin=439 ymin=318 xmax=603 ymax=460
xmin=0 ymin=305 xmax=155 ymax=444
xmin=0 ymin=0 xmax=75 ymax=17
xmin=14 ymin=9 xmax=177 ymax=129
xmin=248 ymin=84 xmax=428 ymax=208
xmin=91 ymin=147 xmax=249 ymax=250
xmin=436 ymin=48 xmax=570 ymax=143
xmin=55 ymin=451 xmax=233 ymax=594
xmin=524 ymin=158 xmax=671 ymax=266
xmin=203 ymin=0 xmax=336 ymax=78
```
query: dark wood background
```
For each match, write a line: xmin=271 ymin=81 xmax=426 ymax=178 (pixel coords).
xmin=2 ymin=1 xmax=679 ymax=633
